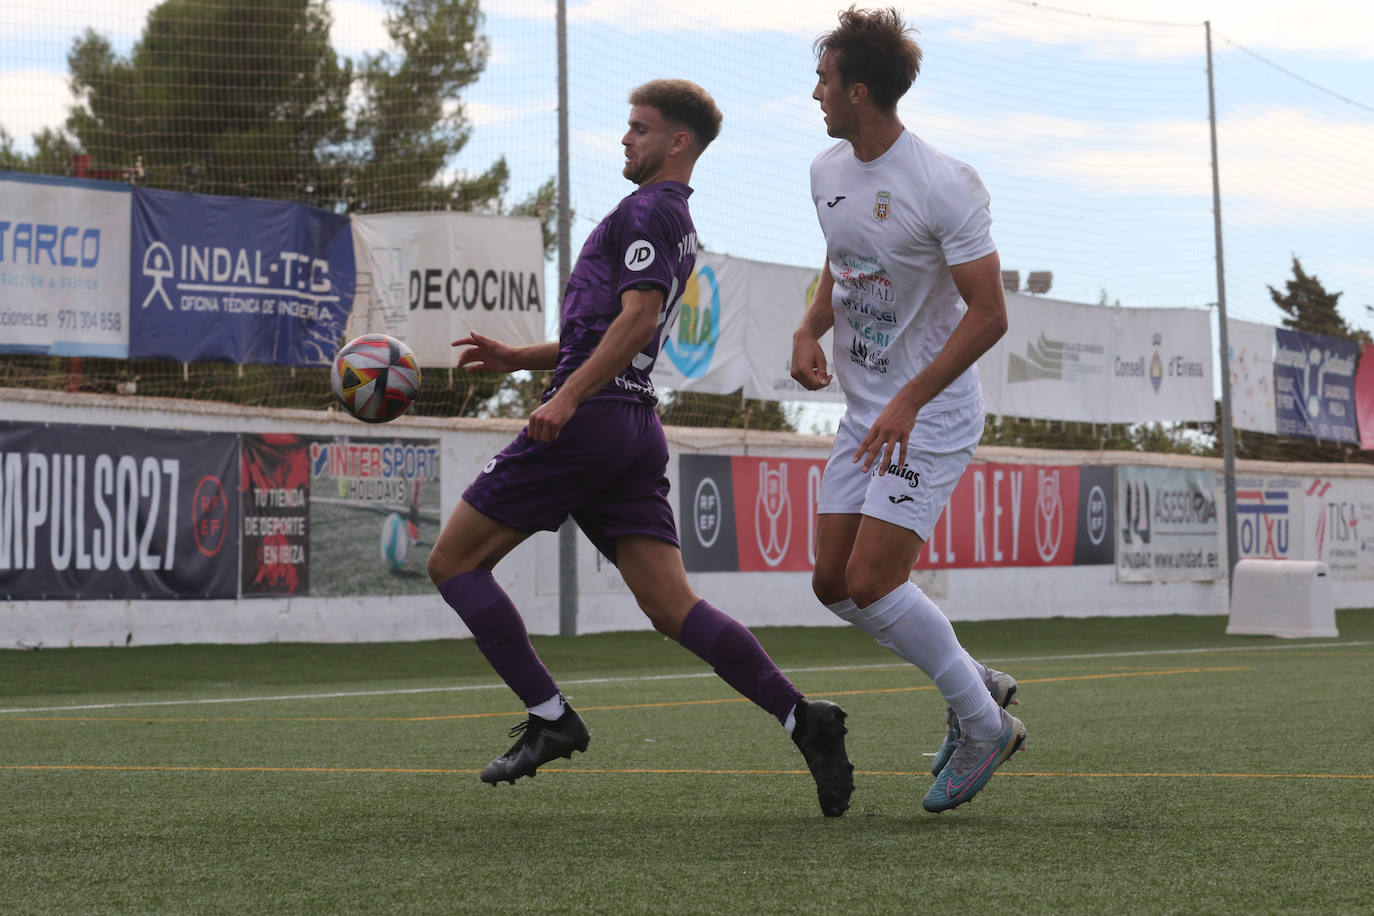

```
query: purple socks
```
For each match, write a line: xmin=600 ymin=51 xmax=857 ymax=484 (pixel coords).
xmin=438 ymin=569 xmax=558 ymax=707
xmin=678 ymin=600 xmax=802 ymax=726
xmin=439 ymin=574 xmax=801 ymax=727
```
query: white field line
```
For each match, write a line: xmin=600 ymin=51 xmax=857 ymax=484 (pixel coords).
xmin=1 ymin=639 xmax=1369 ymax=716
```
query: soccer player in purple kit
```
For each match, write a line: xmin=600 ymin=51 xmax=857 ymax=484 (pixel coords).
xmin=426 ymin=80 xmax=854 ymax=817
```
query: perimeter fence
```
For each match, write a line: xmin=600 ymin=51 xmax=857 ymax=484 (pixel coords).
xmin=2 ymin=0 xmax=1371 ymax=460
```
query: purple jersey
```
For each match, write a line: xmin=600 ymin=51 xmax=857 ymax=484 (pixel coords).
xmin=550 ymin=180 xmax=699 ymax=405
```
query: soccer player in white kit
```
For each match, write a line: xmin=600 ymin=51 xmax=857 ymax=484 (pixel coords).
xmin=791 ymin=6 xmax=1026 ymax=813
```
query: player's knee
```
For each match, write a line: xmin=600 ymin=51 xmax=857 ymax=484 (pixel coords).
xmin=811 ymin=570 xmax=849 ymax=606
xmin=637 ymin=598 xmax=685 ymax=640
xmin=426 ymin=548 xmax=460 ymax=587
xmin=844 ymin=563 xmax=895 ymax=610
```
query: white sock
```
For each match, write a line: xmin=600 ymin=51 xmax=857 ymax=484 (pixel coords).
xmin=935 ymin=657 xmax=1003 ymax=741
xmin=527 ymin=693 xmax=565 ymax=721
xmin=855 ymin=582 xmax=1001 ymax=739
xmin=825 ymin=597 xmax=883 ymax=639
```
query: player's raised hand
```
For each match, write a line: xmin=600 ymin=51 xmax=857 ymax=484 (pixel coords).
xmin=790 ymin=335 xmax=833 ymax=390
xmin=453 ymin=332 xmax=520 ymax=373
xmin=853 ymin=396 xmax=918 ymax=475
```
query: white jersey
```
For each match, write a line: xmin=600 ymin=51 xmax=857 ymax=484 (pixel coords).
xmin=811 ymin=130 xmax=996 ymax=429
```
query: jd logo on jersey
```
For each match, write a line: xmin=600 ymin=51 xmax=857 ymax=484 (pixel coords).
xmin=625 ymin=240 xmax=656 ymax=271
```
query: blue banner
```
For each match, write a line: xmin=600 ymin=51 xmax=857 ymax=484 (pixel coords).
xmin=129 ymin=186 xmax=354 ymax=365
xmin=0 ymin=422 xmax=240 ymax=600
xmin=1274 ymin=329 xmax=1360 ymax=444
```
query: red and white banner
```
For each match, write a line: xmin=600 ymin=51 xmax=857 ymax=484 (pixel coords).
xmin=678 ymin=454 xmax=1114 ymax=572
xmin=1357 ymin=343 xmax=1374 ymax=451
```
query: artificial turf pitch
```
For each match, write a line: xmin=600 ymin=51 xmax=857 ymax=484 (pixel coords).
xmin=2 ymin=610 xmax=1371 ymax=914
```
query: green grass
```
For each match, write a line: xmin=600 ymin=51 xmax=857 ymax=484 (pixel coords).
xmin=2 ymin=611 xmax=1372 ymax=914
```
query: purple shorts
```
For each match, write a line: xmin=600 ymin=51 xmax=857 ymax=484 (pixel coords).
xmin=461 ymin=399 xmax=679 ymax=563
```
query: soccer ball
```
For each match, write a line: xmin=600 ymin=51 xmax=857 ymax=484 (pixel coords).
xmin=380 ymin=512 xmax=409 ymax=570
xmin=330 ymin=334 xmax=421 ymax=423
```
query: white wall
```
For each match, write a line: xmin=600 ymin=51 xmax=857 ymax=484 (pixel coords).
xmin=2 ymin=388 xmax=1368 ymax=648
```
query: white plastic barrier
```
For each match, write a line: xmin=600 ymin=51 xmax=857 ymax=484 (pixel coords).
xmin=1226 ymin=559 xmax=1338 ymax=638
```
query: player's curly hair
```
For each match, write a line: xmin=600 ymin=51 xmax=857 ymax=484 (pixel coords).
xmin=629 ymin=79 xmax=723 ymax=151
xmin=814 ymin=6 xmax=922 ymax=111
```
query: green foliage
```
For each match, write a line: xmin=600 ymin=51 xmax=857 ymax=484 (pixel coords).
xmin=1241 ymin=258 xmax=1373 ymax=463
xmin=1269 ymin=256 xmax=1372 ymax=345
xmin=658 ymin=389 xmax=796 ymax=431
xmin=980 ymin=415 xmax=1214 ymax=456
xmin=6 ymin=0 xmax=555 ymax=246
xmin=67 ymin=2 xmax=353 ymax=201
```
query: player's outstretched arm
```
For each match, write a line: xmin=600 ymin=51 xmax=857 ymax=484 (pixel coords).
xmin=453 ymin=332 xmax=559 ymax=373
xmin=526 ymin=287 xmax=663 ymax=442
xmin=790 ymin=261 xmax=835 ymax=390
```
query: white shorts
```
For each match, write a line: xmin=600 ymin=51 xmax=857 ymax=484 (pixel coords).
xmin=817 ymin=400 xmax=984 ymax=541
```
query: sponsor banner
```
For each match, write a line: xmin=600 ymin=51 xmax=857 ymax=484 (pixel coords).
xmin=348 ymin=212 xmax=545 ymax=367
xmin=0 ymin=172 xmax=131 ymax=358
xmin=1236 ymin=474 xmax=1374 ymax=579
xmin=679 ymin=454 xmax=1110 ymax=572
xmin=679 ymin=454 xmax=742 ymax=572
xmin=241 ymin=434 xmax=312 ymax=596
xmin=1273 ymin=329 xmax=1359 ymax=443
xmin=306 ymin=435 xmax=441 ymax=595
xmin=241 ymin=434 xmax=442 ymax=597
xmin=678 ymin=453 xmax=825 ymax=572
xmin=979 ymin=294 xmax=1213 ymax=423
xmin=729 ymin=455 xmax=827 ymax=571
xmin=1304 ymin=476 xmax=1374 ymax=580
xmin=978 ymin=294 xmax=1111 ymax=421
xmin=1356 ymin=343 xmax=1374 ymax=450
xmin=1227 ymin=319 xmax=1278 ymax=435
xmin=1236 ymin=476 xmax=1301 ymax=562
xmin=130 ymin=186 xmax=354 ymax=365
xmin=1072 ymin=466 xmax=1116 ymax=566
xmin=0 ymin=421 xmax=239 ymax=599
xmin=1115 ymin=465 xmax=1222 ymax=582
xmin=1109 ymin=307 xmax=1214 ymax=422
xmin=653 ymin=253 xmax=843 ymax=403
xmin=921 ymin=463 xmax=1083 ymax=569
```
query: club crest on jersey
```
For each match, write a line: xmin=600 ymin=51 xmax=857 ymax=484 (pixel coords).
xmin=873 ymin=190 xmax=892 ymax=222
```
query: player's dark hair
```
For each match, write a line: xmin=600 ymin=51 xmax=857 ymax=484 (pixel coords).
xmin=814 ymin=6 xmax=922 ymax=111
xmin=629 ymin=79 xmax=723 ymax=151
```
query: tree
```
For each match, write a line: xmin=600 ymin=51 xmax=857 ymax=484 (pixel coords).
xmin=51 ymin=0 xmax=550 ymax=235
xmin=66 ymin=2 xmax=353 ymax=202
xmin=1238 ymin=257 xmax=1372 ymax=464
xmin=345 ymin=0 xmax=508 ymax=212
xmin=1268 ymin=256 xmax=1372 ymax=345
